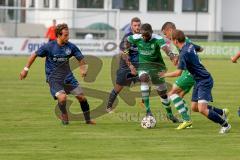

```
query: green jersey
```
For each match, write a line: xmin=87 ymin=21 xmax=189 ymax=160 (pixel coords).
xmin=128 ymin=34 xmax=167 ymax=70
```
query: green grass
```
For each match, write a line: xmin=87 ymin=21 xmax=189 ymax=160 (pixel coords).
xmin=0 ymin=56 xmax=240 ymax=160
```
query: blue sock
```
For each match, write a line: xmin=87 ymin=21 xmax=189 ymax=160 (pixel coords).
xmin=208 ymin=105 xmax=223 ymax=116
xmin=58 ymin=101 xmax=67 ymax=114
xmin=208 ymin=109 xmax=228 ymax=127
xmin=80 ymin=100 xmax=90 ymax=121
xmin=107 ymin=89 xmax=118 ymax=108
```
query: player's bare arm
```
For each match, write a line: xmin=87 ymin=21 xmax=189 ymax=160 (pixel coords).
xmin=231 ymin=51 xmax=240 ymax=63
xmin=79 ymin=59 xmax=88 ymax=77
xmin=121 ymin=39 xmax=137 ymax=75
xmin=120 ymin=50 xmax=137 ymax=76
xmin=19 ymin=53 xmax=37 ymax=80
xmin=159 ymin=69 xmax=182 ymax=78
xmin=161 ymin=45 xmax=178 ymax=66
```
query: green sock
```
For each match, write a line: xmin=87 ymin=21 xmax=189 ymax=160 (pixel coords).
xmin=170 ymin=94 xmax=190 ymax=121
xmin=141 ymin=83 xmax=151 ymax=113
xmin=183 ymin=99 xmax=189 ymax=112
xmin=161 ymin=97 xmax=173 ymax=115
xmin=143 ymin=97 xmax=150 ymax=113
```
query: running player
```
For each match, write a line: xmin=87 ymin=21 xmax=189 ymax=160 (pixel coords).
xmin=159 ymin=29 xmax=231 ymax=133
xmin=161 ymin=22 xmax=229 ymax=129
xmin=126 ymin=23 xmax=179 ymax=123
xmin=106 ymin=17 xmax=141 ymax=113
xmin=20 ymin=23 xmax=95 ymax=125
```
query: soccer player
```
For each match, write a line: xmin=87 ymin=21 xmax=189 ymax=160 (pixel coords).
xmin=162 ymin=22 xmax=203 ymax=96
xmin=159 ymin=29 xmax=231 ymax=133
xmin=45 ymin=19 xmax=57 ymax=41
xmin=106 ymin=17 xmax=141 ymax=113
xmin=231 ymin=51 xmax=240 ymax=63
xmin=126 ymin=23 xmax=179 ymax=123
xmin=161 ymin=22 xmax=202 ymax=129
xmin=19 ymin=23 xmax=96 ymax=125
xmin=161 ymin=22 xmax=229 ymax=129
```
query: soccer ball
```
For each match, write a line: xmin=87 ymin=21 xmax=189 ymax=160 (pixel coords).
xmin=141 ymin=116 xmax=156 ymax=129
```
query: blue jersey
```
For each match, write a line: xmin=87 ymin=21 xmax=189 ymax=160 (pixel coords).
xmin=119 ymin=31 xmax=139 ymax=68
xmin=178 ymin=43 xmax=211 ymax=82
xmin=36 ymin=40 xmax=84 ymax=82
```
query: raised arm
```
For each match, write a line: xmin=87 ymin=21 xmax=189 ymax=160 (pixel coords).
xmin=19 ymin=53 xmax=37 ymax=80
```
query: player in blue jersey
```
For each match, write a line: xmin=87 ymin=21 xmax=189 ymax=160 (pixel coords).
xmin=162 ymin=22 xmax=229 ymax=129
xmin=161 ymin=22 xmax=202 ymax=129
xmin=19 ymin=23 xmax=96 ymax=125
xmin=159 ymin=29 xmax=231 ymax=133
xmin=106 ymin=17 xmax=141 ymax=113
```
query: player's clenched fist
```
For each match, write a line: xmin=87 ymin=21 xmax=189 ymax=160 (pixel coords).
xmin=19 ymin=67 xmax=29 ymax=80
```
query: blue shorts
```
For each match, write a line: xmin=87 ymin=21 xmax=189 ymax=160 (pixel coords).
xmin=191 ymin=77 xmax=213 ymax=102
xmin=116 ymin=68 xmax=139 ymax=86
xmin=48 ymin=76 xmax=81 ymax=100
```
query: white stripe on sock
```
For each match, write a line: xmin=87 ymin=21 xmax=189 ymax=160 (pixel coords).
xmin=161 ymin=97 xmax=170 ymax=104
xmin=141 ymin=83 xmax=149 ymax=91
xmin=175 ymin=101 xmax=184 ymax=108
xmin=169 ymin=94 xmax=179 ymax=101
xmin=179 ymin=107 xmax=186 ymax=113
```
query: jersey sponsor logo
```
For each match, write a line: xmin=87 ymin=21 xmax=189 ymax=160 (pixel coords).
xmin=140 ymin=49 xmax=154 ymax=55
xmin=65 ymin=48 xmax=71 ymax=55
xmin=52 ymin=57 xmax=68 ymax=62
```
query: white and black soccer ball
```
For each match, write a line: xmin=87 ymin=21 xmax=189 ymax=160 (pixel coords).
xmin=141 ymin=116 xmax=156 ymax=129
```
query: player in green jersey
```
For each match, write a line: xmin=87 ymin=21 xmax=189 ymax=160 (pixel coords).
xmin=161 ymin=22 xmax=229 ymax=129
xmin=126 ymin=23 xmax=179 ymax=123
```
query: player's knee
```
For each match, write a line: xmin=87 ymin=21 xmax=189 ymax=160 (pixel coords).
xmin=139 ymin=73 xmax=150 ymax=83
xmin=114 ymin=84 xmax=123 ymax=93
xmin=76 ymin=94 xmax=86 ymax=102
xmin=179 ymin=91 xmax=185 ymax=98
xmin=167 ymin=89 xmax=174 ymax=96
xmin=156 ymin=86 xmax=167 ymax=97
xmin=191 ymin=105 xmax=198 ymax=112
xmin=198 ymin=106 xmax=208 ymax=115
xmin=168 ymin=88 xmax=177 ymax=96
xmin=159 ymin=92 xmax=167 ymax=99
xmin=57 ymin=93 xmax=67 ymax=103
xmin=169 ymin=85 xmax=182 ymax=97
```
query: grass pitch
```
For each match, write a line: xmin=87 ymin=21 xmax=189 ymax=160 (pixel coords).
xmin=0 ymin=56 xmax=240 ymax=160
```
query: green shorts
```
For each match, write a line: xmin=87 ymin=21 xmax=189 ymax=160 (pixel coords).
xmin=138 ymin=68 xmax=165 ymax=85
xmin=175 ymin=70 xmax=195 ymax=93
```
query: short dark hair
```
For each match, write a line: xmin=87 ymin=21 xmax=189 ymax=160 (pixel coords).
xmin=161 ymin=22 xmax=176 ymax=31
xmin=140 ymin=23 xmax=153 ymax=34
xmin=56 ymin=23 xmax=68 ymax=37
xmin=172 ymin=29 xmax=185 ymax=43
xmin=131 ymin=17 xmax=141 ymax=24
